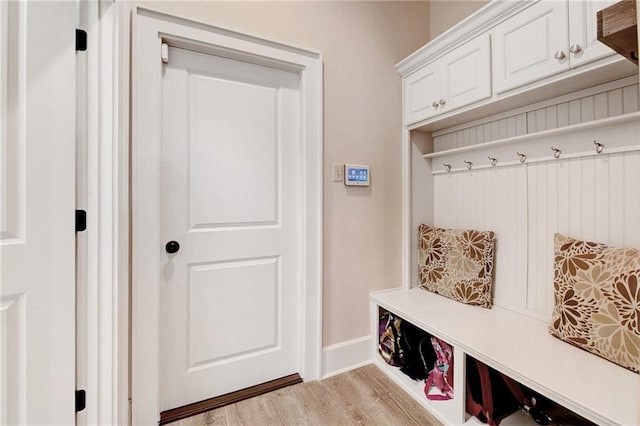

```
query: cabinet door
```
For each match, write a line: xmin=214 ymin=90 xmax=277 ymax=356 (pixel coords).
xmin=404 ymin=62 xmax=441 ymax=125
xmin=441 ymin=33 xmax=492 ymax=113
xmin=492 ymin=0 xmax=569 ymax=94
xmin=568 ymin=0 xmax=616 ymax=68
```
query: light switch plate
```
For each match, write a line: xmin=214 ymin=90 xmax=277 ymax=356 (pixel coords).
xmin=333 ymin=164 xmax=343 ymax=182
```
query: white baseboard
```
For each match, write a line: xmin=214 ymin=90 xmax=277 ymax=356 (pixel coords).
xmin=321 ymin=335 xmax=372 ymax=379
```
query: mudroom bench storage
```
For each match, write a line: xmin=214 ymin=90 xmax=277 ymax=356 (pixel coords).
xmin=370 ymin=287 xmax=638 ymax=425
xmin=380 ymin=0 xmax=640 ymax=424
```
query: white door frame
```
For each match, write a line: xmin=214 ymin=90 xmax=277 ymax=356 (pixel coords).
xmin=76 ymin=2 xmax=130 ymax=424
xmin=131 ymin=8 xmax=323 ymax=424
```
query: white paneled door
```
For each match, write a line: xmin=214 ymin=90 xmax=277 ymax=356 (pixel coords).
xmin=0 ymin=2 xmax=76 ymax=424
xmin=159 ymin=46 xmax=302 ymax=411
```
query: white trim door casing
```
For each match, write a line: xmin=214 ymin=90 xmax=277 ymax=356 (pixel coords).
xmin=76 ymin=2 xmax=130 ymax=424
xmin=131 ymin=8 xmax=323 ymax=424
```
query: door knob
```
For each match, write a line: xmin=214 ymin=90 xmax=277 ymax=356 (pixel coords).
xmin=432 ymin=101 xmax=439 ymax=108
xmin=554 ymin=50 xmax=566 ymax=60
xmin=569 ymin=44 xmax=582 ymax=54
xmin=439 ymin=99 xmax=446 ymax=106
xmin=165 ymin=241 xmax=180 ymax=254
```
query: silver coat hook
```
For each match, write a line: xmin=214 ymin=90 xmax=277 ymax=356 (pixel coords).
xmin=443 ymin=163 xmax=451 ymax=172
xmin=488 ymin=157 xmax=497 ymax=167
xmin=594 ymin=140 xmax=604 ymax=154
xmin=517 ymin=152 xmax=526 ymax=163
xmin=464 ymin=160 xmax=473 ymax=170
xmin=551 ymin=147 xmax=561 ymax=159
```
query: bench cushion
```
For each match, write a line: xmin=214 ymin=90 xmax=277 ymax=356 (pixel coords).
xmin=418 ymin=225 xmax=495 ymax=308
xmin=550 ymin=233 xmax=640 ymax=373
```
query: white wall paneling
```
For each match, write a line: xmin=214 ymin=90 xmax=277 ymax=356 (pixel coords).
xmin=429 ymin=112 xmax=640 ymax=173
xmin=427 ymin=117 xmax=640 ymax=319
xmin=410 ymin=131 xmax=433 ymax=289
xmin=525 ymin=152 xmax=640 ymax=317
xmin=433 ymin=79 xmax=639 ymax=152
xmin=433 ymin=166 xmax=528 ymax=312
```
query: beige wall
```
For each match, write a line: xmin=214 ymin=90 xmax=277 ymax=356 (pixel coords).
xmin=429 ymin=0 xmax=488 ymax=39
xmin=142 ymin=1 xmax=430 ymax=347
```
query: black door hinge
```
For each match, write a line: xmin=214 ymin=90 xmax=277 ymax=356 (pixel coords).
xmin=75 ymin=389 xmax=86 ymax=412
xmin=76 ymin=210 xmax=87 ymax=232
xmin=76 ymin=29 xmax=87 ymax=51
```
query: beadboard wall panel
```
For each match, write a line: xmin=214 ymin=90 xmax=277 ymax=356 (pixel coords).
xmin=431 ymin=151 xmax=640 ymax=319
xmin=433 ymin=82 xmax=639 ymax=152
xmin=433 ymin=166 xmax=528 ymax=311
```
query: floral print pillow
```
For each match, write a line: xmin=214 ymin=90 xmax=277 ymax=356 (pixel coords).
xmin=550 ymin=233 xmax=640 ymax=373
xmin=418 ymin=225 xmax=496 ymax=308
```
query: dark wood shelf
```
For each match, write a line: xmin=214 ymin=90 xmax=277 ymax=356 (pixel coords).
xmin=597 ymin=0 xmax=638 ymax=65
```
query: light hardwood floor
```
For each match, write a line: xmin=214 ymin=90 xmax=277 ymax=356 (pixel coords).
xmin=169 ymin=364 xmax=443 ymax=425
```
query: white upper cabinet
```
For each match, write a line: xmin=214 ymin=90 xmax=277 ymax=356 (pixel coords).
xmin=492 ymin=0 xmax=570 ymax=94
xmin=567 ymin=0 xmax=617 ymax=67
xmin=404 ymin=61 xmax=441 ymax=124
xmin=397 ymin=0 xmax=635 ymax=129
xmin=404 ymin=34 xmax=491 ymax=125
xmin=441 ymin=34 xmax=492 ymax=114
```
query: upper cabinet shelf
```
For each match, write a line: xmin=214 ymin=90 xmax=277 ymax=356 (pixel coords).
xmin=597 ymin=0 xmax=638 ymax=65
xmin=398 ymin=0 xmax=637 ymax=132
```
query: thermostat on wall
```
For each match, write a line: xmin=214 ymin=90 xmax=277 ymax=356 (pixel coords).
xmin=344 ymin=164 xmax=370 ymax=186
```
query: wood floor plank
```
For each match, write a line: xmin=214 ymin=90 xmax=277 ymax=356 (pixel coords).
xmin=229 ymin=391 xmax=280 ymax=425
xmin=293 ymin=379 xmax=344 ymax=425
xmin=333 ymin=366 xmax=414 ymax=426
xmin=357 ymin=365 xmax=441 ymax=425
xmin=167 ymin=364 xmax=443 ymax=426
xmin=261 ymin=386 xmax=309 ymax=424
xmin=351 ymin=366 xmax=422 ymax=425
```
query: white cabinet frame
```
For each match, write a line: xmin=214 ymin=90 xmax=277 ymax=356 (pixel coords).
xmin=398 ymin=0 xmax=635 ymax=132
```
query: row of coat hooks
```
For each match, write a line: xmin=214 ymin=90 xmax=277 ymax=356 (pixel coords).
xmin=442 ymin=140 xmax=605 ymax=172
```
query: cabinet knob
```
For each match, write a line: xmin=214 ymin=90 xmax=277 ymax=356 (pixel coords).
xmin=554 ymin=50 xmax=566 ymax=60
xmin=439 ymin=99 xmax=446 ymax=106
xmin=569 ymin=44 xmax=582 ymax=54
xmin=432 ymin=101 xmax=439 ymax=108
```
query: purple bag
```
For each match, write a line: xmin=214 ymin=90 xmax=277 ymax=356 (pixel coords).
xmin=378 ymin=313 xmax=404 ymax=366
xmin=424 ymin=336 xmax=454 ymax=400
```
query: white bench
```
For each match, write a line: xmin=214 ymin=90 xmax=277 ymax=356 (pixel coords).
xmin=370 ymin=287 xmax=638 ymax=426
